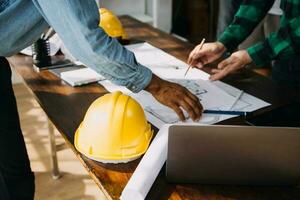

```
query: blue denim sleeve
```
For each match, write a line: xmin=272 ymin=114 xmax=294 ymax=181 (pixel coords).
xmin=31 ymin=0 xmax=152 ymax=93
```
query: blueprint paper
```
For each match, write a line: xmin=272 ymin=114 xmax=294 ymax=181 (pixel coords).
xmin=214 ymin=80 xmax=270 ymax=112
xmin=120 ymin=124 xmax=170 ymax=200
xmin=99 ymin=42 xmax=270 ymax=128
xmin=125 ymin=43 xmax=210 ymax=80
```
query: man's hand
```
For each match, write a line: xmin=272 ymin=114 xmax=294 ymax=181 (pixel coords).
xmin=188 ymin=42 xmax=226 ymax=68
xmin=210 ymin=50 xmax=252 ymax=81
xmin=145 ymin=75 xmax=203 ymax=121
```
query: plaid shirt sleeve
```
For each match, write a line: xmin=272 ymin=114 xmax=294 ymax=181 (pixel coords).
xmin=219 ymin=0 xmax=300 ymax=67
xmin=247 ymin=15 xmax=300 ymax=66
xmin=218 ymin=0 xmax=275 ymax=52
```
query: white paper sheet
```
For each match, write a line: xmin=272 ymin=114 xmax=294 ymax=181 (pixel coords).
xmin=214 ymin=80 xmax=270 ymax=112
xmin=120 ymin=124 xmax=170 ymax=200
xmin=61 ymin=68 xmax=105 ymax=87
xmin=125 ymin=43 xmax=210 ymax=80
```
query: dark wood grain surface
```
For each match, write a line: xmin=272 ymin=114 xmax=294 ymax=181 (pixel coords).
xmin=8 ymin=16 xmax=300 ymax=200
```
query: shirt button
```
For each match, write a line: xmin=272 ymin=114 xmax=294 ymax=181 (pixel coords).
xmin=132 ymin=86 xmax=136 ymax=90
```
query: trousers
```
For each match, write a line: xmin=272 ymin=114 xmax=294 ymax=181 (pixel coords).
xmin=0 ymin=57 xmax=34 ymax=200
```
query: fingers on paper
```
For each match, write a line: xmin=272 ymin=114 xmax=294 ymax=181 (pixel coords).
xmin=184 ymin=96 xmax=203 ymax=121
xmin=179 ymin=100 xmax=197 ymax=121
xmin=170 ymin=103 xmax=185 ymax=121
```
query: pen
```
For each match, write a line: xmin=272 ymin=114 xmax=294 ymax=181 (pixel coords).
xmin=203 ymin=109 xmax=249 ymax=116
xmin=185 ymin=38 xmax=206 ymax=77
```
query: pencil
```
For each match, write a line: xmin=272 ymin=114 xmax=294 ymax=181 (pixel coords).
xmin=184 ymin=38 xmax=206 ymax=77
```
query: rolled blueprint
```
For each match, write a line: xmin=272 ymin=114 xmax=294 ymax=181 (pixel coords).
xmin=120 ymin=124 xmax=170 ymax=200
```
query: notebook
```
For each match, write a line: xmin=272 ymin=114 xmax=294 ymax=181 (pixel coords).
xmin=60 ymin=67 xmax=105 ymax=87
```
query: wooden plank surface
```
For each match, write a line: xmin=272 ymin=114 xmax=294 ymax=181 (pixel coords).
xmin=9 ymin=16 xmax=300 ymax=200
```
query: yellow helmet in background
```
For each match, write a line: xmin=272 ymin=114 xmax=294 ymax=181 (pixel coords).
xmin=74 ymin=91 xmax=153 ymax=164
xmin=99 ymin=8 xmax=128 ymax=40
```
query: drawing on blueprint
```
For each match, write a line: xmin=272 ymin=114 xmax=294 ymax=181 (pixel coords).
xmin=141 ymin=78 xmax=239 ymax=124
xmin=170 ymin=79 xmax=208 ymax=97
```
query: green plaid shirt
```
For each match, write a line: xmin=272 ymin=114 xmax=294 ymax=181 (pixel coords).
xmin=218 ymin=0 xmax=300 ymax=67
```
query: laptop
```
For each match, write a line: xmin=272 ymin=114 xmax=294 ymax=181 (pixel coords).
xmin=166 ymin=124 xmax=300 ymax=186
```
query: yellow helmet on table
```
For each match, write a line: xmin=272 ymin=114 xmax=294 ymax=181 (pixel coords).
xmin=99 ymin=8 xmax=128 ymax=40
xmin=74 ymin=91 xmax=153 ymax=164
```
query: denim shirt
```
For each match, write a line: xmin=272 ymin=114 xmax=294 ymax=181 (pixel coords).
xmin=0 ymin=0 xmax=152 ymax=92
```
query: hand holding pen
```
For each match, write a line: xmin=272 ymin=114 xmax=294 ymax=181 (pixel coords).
xmin=185 ymin=38 xmax=206 ymax=76
xmin=187 ymin=41 xmax=226 ymax=71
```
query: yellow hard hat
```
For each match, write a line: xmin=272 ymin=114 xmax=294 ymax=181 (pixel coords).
xmin=99 ymin=8 xmax=128 ymax=40
xmin=74 ymin=91 xmax=153 ymax=164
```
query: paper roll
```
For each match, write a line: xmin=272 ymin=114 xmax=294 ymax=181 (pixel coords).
xmin=120 ymin=125 xmax=170 ymax=200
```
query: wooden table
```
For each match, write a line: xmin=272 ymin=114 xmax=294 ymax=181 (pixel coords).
xmin=9 ymin=16 xmax=300 ymax=200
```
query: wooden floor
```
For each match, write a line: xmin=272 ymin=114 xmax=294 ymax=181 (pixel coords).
xmin=13 ymin=83 xmax=106 ymax=200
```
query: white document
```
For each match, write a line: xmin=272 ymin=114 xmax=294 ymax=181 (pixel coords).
xmin=213 ymin=80 xmax=270 ymax=112
xmin=61 ymin=68 xmax=104 ymax=87
xmin=121 ymin=124 xmax=170 ymax=200
xmin=100 ymin=42 xmax=270 ymax=128
xmin=125 ymin=43 xmax=210 ymax=80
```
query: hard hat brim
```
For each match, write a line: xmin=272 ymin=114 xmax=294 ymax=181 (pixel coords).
xmin=74 ymin=128 xmax=153 ymax=164
xmin=84 ymin=154 xmax=141 ymax=164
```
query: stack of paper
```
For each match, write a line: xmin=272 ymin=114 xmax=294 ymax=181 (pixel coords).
xmin=61 ymin=68 xmax=104 ymax=87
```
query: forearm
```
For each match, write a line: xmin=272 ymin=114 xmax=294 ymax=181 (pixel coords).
xmin=32 ymin=0 xmax=152 ymax=92
xmin=144 ymin=74 xmax=164 ymax=95
xmin=218 ymin=0 xmax=275 ymax=52
xmin=247 ymin=16 xmax=300 ymax=67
